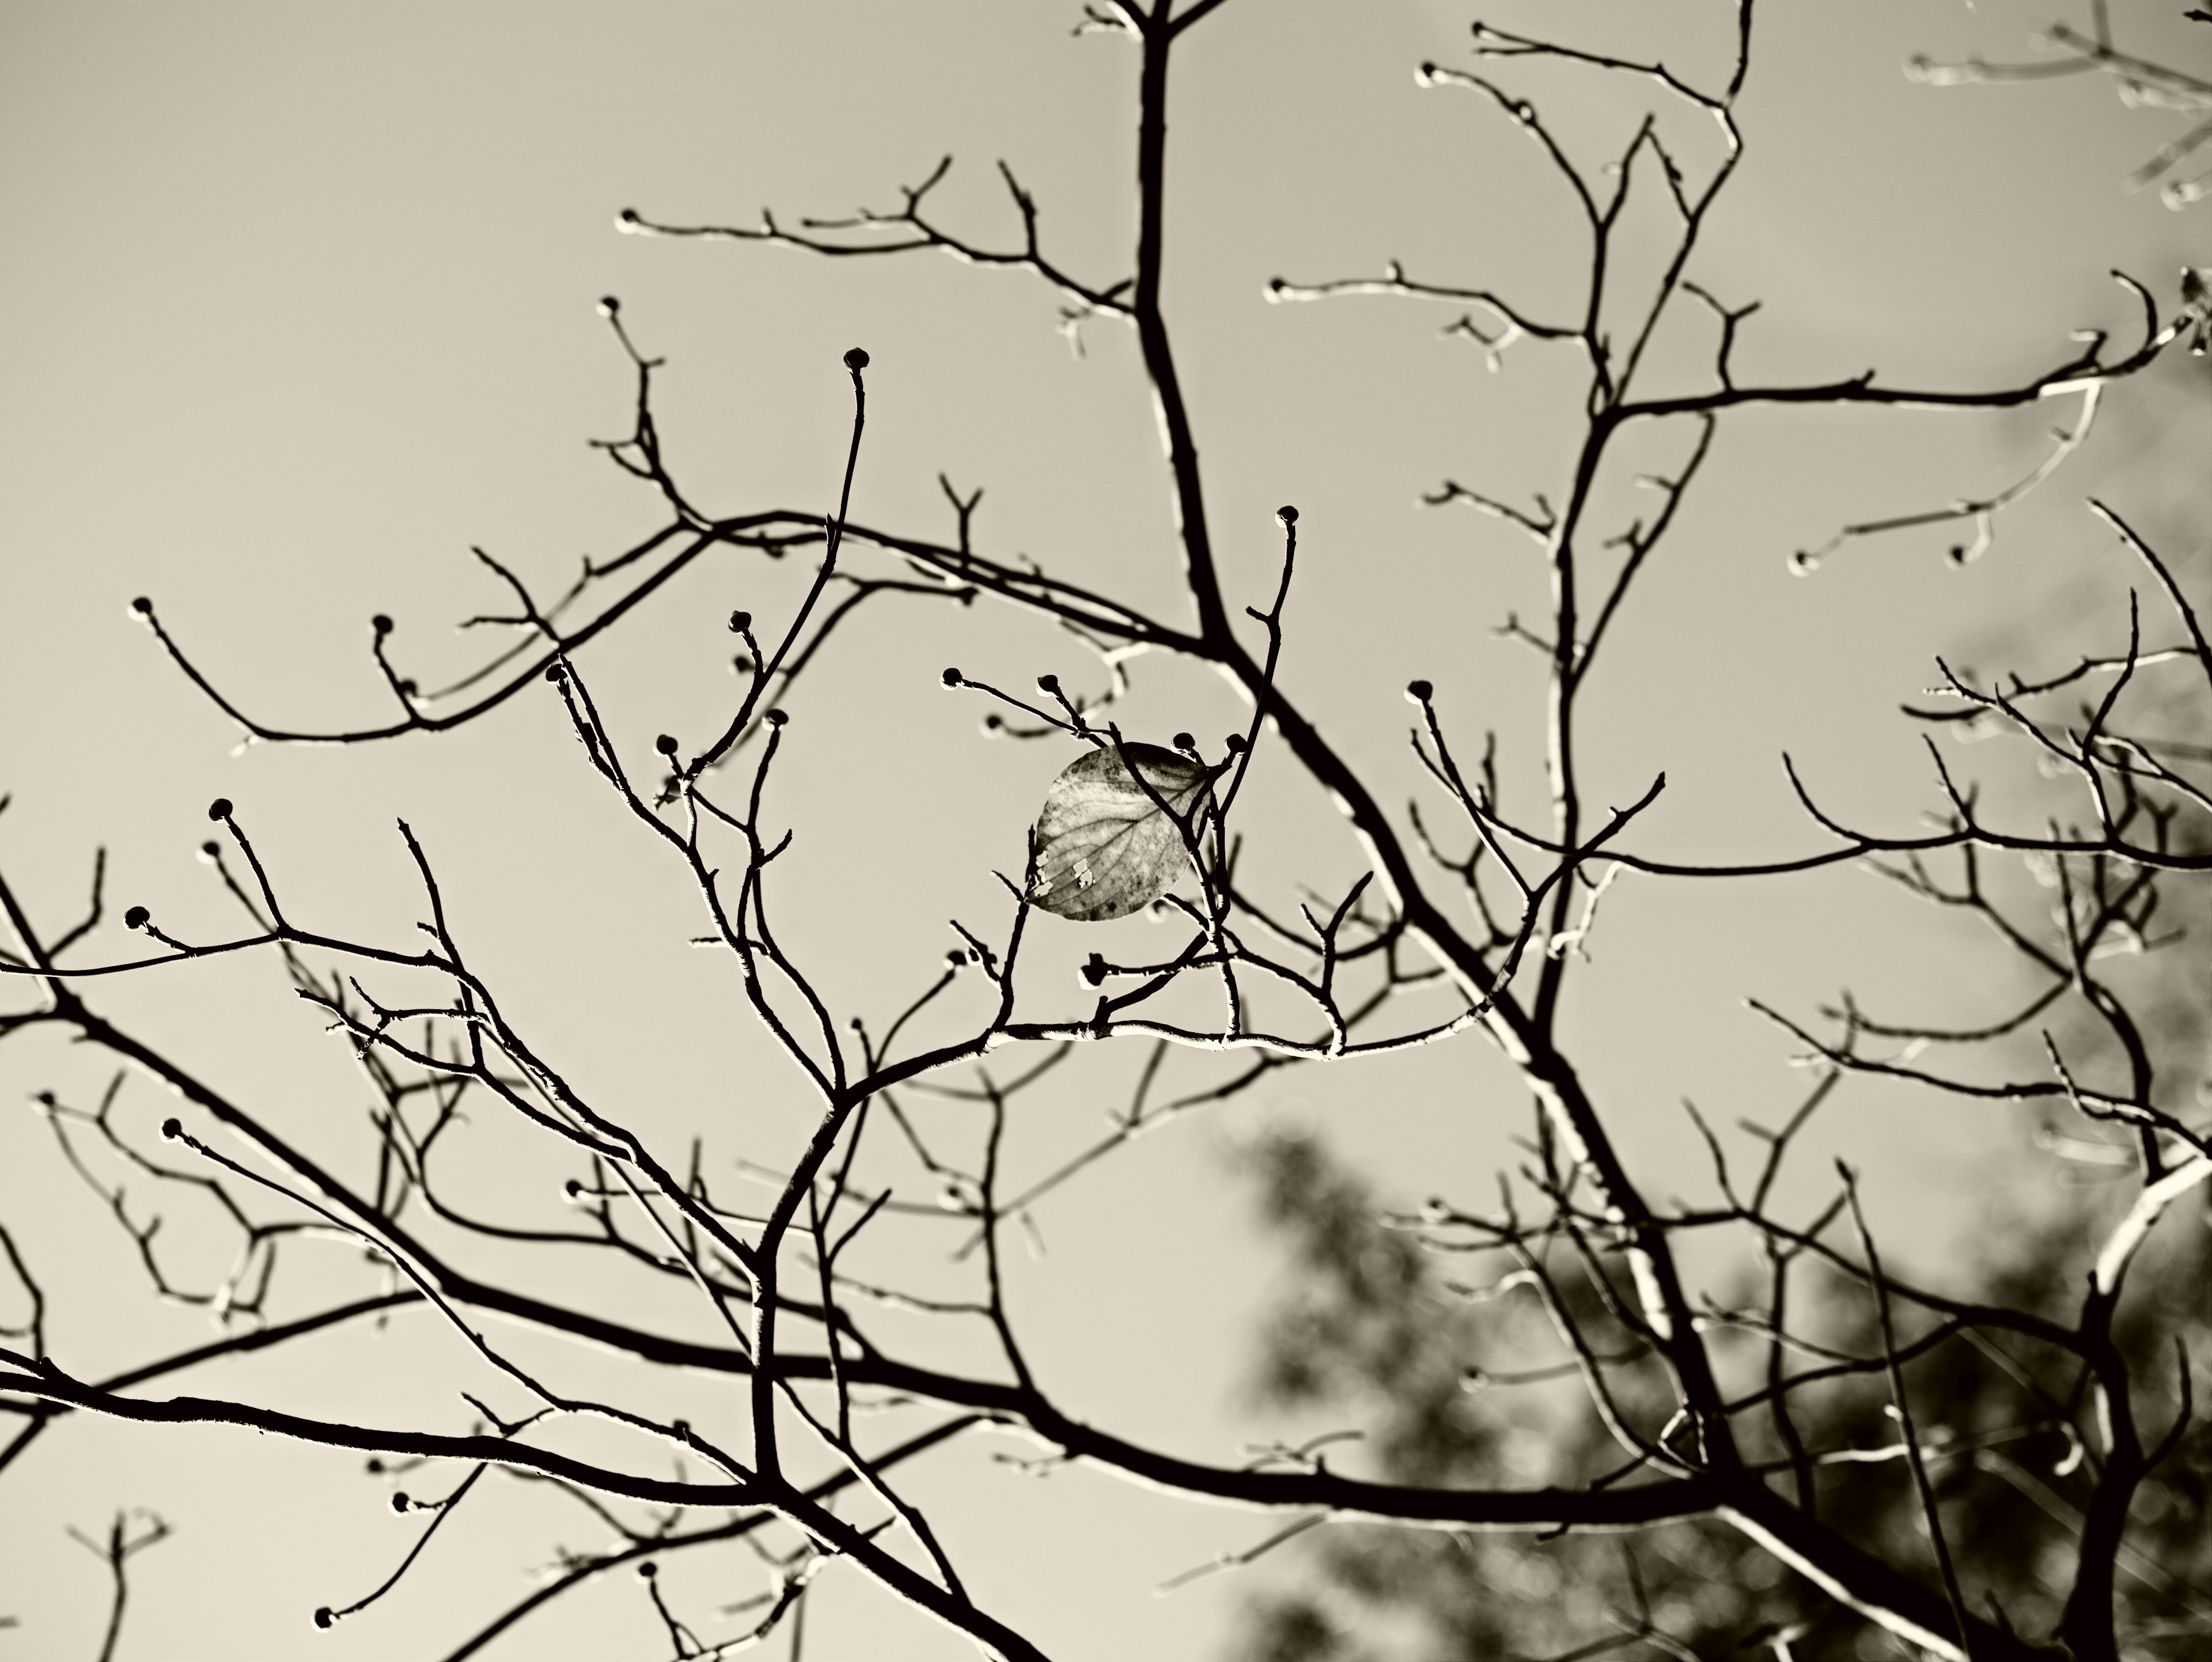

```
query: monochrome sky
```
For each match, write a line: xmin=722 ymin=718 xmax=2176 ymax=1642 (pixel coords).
xmin=2 ymin=2 xmax=2208 ymax=1658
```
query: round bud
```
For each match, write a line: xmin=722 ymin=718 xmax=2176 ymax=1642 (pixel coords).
xmin=314 ymin=1608 xmax=334 ymax=1630
xmin=397 ymin=679 xmax=416 ymax=697
xmin=1036 ymin=673 xmax=1060 ymax=694
xmin=365 ymin=1457 xmax=384 ymax=1474
xmin=161 ymin=1117 xmax=182 ymax=1140
xmin=1276 ymin=504 xmax=1298 ymax=525
xmin=392 ymin=1493 xmax=410 ymax=1513
xmin=124 ymin=906 xmax=150 ymax=930
xmin=598 ymin=295 xmax=620 ymax=317
xmin=671 ymin=1419 xmax=690 ymax=1438
xmin=563 ymin=1178 xmax=582 ymax=1199
xmin=982 ymin=713 xmax=1002 ymax=731
xmin=1223 ymin=734 xmax=1246 ymax=754
xmin=843 ymin=347 xmax=870 ymax=372
xmin=728 ymin=609 xmax=752 ymax=635
xmin=1172 ymin=732 xmax=1195 ymax=752
xmin=1405 ymin=679 xmax=1433 ymax=704
xmin=654 ymin=734 xmax=678 ymax=756
xmin=617 ymin=207 xmax=641 ymax=226
xmin=637 ymin=1561 xmax=658 ymax=1580
xmin=946 ymin=949 xmax=966 ymax=968
xmin=764 ymin=708 xmax=787 ymax=728
xmin=941 ymin=667 xmax=962 ymax=688
xmin=544 ymin=664 xmax=564 ymax=683
xmin=130 ymin=596 xmax=153 ymax=616
xmin=372 ymin=615 xmax=392 ymax=637
xmin=208 ymin=798 xmax=232 ymax=821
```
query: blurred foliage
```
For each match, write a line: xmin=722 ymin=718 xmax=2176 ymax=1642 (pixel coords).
xmin=1224 ymin=1125 xmax=2212 ymax=1661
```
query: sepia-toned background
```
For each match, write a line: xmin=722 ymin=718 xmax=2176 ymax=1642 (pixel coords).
xmin=3 ymin=2 xmax=2208 ymax=1656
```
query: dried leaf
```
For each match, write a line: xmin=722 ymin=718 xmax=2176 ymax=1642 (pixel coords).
xmin=1027 ymin=743 xmax=1212 ymax=922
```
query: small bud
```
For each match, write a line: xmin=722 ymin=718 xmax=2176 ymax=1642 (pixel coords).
xmin=598 ymin=295 xmax=620 ymax=317
xmin=728 ymin=609 xmax=752 ymax=635
xmin=941 ymin=667 xmax=962 ymax=688
xmin=563 ymin=1178 xmax=582 ymax=1199
xmin=672 ymin=1419 xmax=690 ymax=1438
xmin=1223 ymin=733 xmax=1246 ymax=754
xmin=764 ymin=708 xmax=787 ymax=728
xmin=617 ymin=207 xmax=641 ymax=226
xmin=946 ymin=949 xmax=966 ymax=968
xmin=637 ymin=1561 xmax=658 ymax=1580
xmin=1082 ymin=952 xmax=1109 ymax=987
xmin=161 ymin=1117 xmax=182 ymax=1140
xmin=544 ymin=663 xmax=565 ymax=683
xmin=1172 ymin=732 xmax=1195 ymax=752
xmin=208 ymin=797 xmax=233 ymax=821
xmin=1036 ymin=673 xmax=1060 ymax=694
xmin=365 ymin=1457 xmax=384 ymax=1474
xmin=1405 ymin=679 xmax=1433 ymax=704
xmin=391 ymin=1493 xmax=410 ymax=1513
xmin=397 ymin=679 xmax=416 ymax=697
xmin=372 ymin=615 xmax=393 ymax=637
xmin=730 ymin=655 xmax=752 ymax=676
xmin=124 ymin=906 xmax=150 ymax=930
xmin=842 ymin=347 xmax=870 ymax=372
xmin=1275 ymin=504 xmax=1298 ymax=525
xmin=654 ymin=734 xmax=679 ymax=756
xmin=982 ymin=713 xmax=1003 ymax=731
xmin=314 ymin=1608 xmax=334 ymax=1630
xmin=130 ymin=596 xmax=153 ymax=616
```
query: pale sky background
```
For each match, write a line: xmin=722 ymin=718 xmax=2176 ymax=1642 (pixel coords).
xmin=3 ymin=2 xmax=2210 ymax=1659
